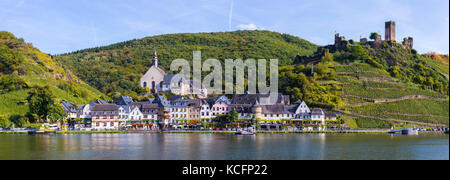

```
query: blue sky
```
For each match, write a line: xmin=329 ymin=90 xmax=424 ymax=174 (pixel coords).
xmin=1 ymin=0 xmax=448 ymax=54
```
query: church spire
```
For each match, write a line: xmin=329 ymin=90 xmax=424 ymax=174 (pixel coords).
xmin=152 ymin=50 xmax=158 ymax=67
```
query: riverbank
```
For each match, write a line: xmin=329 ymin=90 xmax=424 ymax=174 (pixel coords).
xmin=59 ymin=131 xmax=128 ymax=134
xmin=0 ymin=131 xmax=28 ymax=134
xmin=0 ymin=131 xmax=128 ymax=134
xmin=163 ymin=130 xmax=390 ymax=134
xmin=3 ymin=130 xmax=447 ymax=135
xmin=256 ymin=130 xmax=388 ymax=134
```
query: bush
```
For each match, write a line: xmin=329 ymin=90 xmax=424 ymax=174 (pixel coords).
xmin=0 ymin=115 xmax=12 ymax=128
xmin=0 ymin=73 xmax=28 ymax=93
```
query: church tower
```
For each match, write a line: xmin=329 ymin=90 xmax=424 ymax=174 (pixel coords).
xmin=152 ymin=50 xmax=158 ymax=67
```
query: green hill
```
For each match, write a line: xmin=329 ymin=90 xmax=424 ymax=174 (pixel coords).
xmin=55 ymin=30 xmax=318 ymax=97
xmin=55 ymin=30 xmax=448 ymax=128
xmin=279 ymin=41 xmax=449 ymax=128
xmin=0 ymin=31 xmax=107 ymax=124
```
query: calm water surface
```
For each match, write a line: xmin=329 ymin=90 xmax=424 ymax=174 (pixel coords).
xmin=0 ymin=134 xmax=448 ymax=160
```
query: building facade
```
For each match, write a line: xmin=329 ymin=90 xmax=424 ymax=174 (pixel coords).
xmin=91 ymin=104 xmax=121 ymax=130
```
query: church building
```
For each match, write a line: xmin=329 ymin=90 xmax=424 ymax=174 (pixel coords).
xmin=139 ymin=51 xmax=190 ymax=95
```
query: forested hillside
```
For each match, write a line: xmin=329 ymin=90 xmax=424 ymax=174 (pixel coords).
xmin=55 ymin=30 xmax=318 ymax=98
xmin=278 ymin=40 xmax=449 ymax=128
xmin=0 ymin=31 xmax=107 ymax=127
xmin=55 ymin=30 xmax=449 ymax=128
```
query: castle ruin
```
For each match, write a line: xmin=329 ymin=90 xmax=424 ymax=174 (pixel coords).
xmin=334 ymin=33 xmax=348 ymax=49
xmin=334 ymin=21 xmax=414 ymax=49
xmin=385 ymin=21 xmax=396 ymax=42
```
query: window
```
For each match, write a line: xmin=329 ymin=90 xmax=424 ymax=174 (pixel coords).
xmin=104 ymin=122 xmax=107 ymax=127
xmin=110 ymin=122 xmax=114 ymax=126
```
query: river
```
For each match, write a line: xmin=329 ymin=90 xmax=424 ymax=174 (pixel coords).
xmin=0 ymin=133 xmax=448 ymax=160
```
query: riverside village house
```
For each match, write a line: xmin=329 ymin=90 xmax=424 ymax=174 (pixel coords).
xmin=62 ymin=92 xmax=339 ymax=131
xmin=60 ymin=50 xmax=340 ymax=131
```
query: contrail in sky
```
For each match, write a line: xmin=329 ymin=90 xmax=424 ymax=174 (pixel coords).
xmin=90 ymin=22 xmax=98 ymax=47
xmin=228 ymin=0 xmax=234 ymax=31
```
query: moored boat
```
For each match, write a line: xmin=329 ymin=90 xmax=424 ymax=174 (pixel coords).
xmin=34 ymin=123 xmax=58 ymax=135
xmin=236 ymin=127 xmax=255 ymax=135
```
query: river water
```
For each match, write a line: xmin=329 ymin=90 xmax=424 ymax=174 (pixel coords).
xmin=0 ymin=133 xmax=448 ymax=160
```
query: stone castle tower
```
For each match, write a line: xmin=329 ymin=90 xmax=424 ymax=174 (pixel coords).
xmin=385 ymin=21 xmax=396 ymax=42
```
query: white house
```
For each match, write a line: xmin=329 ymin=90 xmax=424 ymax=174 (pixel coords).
xmin=200 ymin=100 xmax=213 ymax=121
xmin=77 ymin=104 xmax=91 ymax=119
xmin=170 ymin=98 xmax=188 ymax=123
xmin=118 ymin=105 xmax=130 ymax=121
xmin=259 ymin=105 xmax=296 ymax=120
xmin=293 ymin=101 xmax=311 ymax=120
xmin=61 ymin=101 xmax=78 ymax=119
xmin=129 ymin=106 xmax=144 ymax=121
xmin=91 ymin=104 xmax=121 ymax=130
xmin=311 ymin=108 xmax=325 ymax=122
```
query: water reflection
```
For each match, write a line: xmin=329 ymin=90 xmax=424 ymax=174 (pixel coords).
xmin=0 ymin=134 xmax=448 ymax=160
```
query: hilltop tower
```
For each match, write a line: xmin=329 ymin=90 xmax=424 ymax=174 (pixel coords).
xmin=334 ymin=33 xmax=346 ymax=49
xmin=385 ymin=21 xmax=396 ymax=42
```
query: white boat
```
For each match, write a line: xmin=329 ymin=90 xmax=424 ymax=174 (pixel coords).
xmin=236 ymin=127 xmax=255 ymax=135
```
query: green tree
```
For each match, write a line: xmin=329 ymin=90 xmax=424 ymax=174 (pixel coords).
xmin=9 ymin=115 xmax=26 ymax=128
xmin=350 ymin=45 xmax=370 ymax=62
xmin=229 ymin=110 xmax=239 ymax=122
xmin=0 ymin=114 xmax=11 ymax=128
xmin=26 ymin=86 xmax=55 ymax=122
xmin=322 ymin=50 xmax=334 ymax=63
xmin=48 ymin=103 xmax=66 ymax=123
xmin=370 ymin=32 xmax=379 ymax=40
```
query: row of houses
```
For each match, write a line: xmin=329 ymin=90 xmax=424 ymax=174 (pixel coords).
xmin=60 ymin=93 xmax=339 ymax=130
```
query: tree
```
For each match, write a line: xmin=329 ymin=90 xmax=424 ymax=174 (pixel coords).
xmin=350 ymin=45 xmax=370 ymax=62
xmin=321 ymin=50 xmax=334 ymax=63
xmin=370 ymin=32 xmax=379 ymax=40
xmin=229 ymin=110 xmax=239 ymax=122
xmin=48 ymin=103 xmax=66 ymax=123
xmin=213 ymin=114 xmax=229 ymax=125
xmin=9 ymin=115 xmax=26 ymax=128
xmin=0 ymin=114 xmax=11 ymax=128
xmin=26 ymin=86 xmax=55 ymax=122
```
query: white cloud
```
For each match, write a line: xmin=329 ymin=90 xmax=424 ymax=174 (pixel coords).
xmin=237 ymin=23 xmax=258 ymax=30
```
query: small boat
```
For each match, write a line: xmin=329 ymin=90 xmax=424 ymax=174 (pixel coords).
xmin=236 ymin=128 xmax=255 ymax=135
xmin=35 ymin=123 xmax=58 ymax=135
